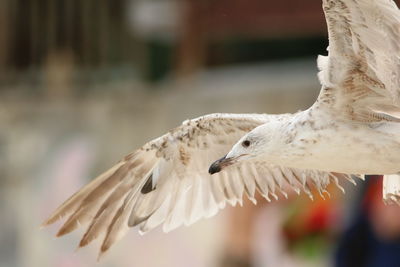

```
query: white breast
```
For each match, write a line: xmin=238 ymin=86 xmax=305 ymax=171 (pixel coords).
xmin=278 ymin=116 xmax=400 ymax=175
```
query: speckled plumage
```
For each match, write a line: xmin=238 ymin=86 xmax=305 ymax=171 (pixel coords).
xmin=43 ymin=0 xmax=400 ymax=258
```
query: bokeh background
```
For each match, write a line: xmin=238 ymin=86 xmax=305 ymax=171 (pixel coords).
xmin=2 ymin=1 xmax=400 ymax=267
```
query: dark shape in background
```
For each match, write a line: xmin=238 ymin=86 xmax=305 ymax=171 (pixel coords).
xmin=0 ymin=0 xmax=336 ymax=85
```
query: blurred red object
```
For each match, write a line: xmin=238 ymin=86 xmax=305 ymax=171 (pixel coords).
xmin=305 ymin=201 xmax=332 ymax=233
xmin=282 ymin=190 xmax=340 ymax=248
xmin=206 ymin=0 xmax=326 ymax=38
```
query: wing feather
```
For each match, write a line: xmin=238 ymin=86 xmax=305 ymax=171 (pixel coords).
xmin=319 ymin=0 xmax=400 ymax=120
xmin=238 ymin=165 xmax=257 ymax=204
xmin=79 ymin=178 xmax=134 ymax=247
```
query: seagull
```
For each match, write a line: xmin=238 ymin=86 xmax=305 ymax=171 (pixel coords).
xmin=43 ymin=0 xmax=400 ymax=258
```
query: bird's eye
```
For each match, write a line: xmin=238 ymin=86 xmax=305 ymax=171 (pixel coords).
xmin=242 ymin=140 xmax=251 ymax=148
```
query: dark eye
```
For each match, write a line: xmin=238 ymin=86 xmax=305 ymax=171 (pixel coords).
xmin=242 ymin=140 xmax=251 ymax=148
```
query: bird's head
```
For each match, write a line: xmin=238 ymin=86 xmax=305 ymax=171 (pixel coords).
xmin=209 ymin=123 xmax=279 ymax=174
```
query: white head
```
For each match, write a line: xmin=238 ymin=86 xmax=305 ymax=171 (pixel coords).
xmin=208 ymin=122 xmax=283 ymax=174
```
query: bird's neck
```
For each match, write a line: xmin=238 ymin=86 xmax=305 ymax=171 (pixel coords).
xmin=262 ymin=109 xmax=321 ymax=168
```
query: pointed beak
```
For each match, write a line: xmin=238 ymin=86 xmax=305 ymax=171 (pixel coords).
xmin=209 ymin=155 xmax=235 ymax=175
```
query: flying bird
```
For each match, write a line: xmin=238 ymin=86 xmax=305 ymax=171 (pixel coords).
xmin=43 ymin=0 xmax=400 ymax=258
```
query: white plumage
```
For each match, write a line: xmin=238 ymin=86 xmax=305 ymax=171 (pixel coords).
xmin=43 ymin=0 xmax=400 ymax=258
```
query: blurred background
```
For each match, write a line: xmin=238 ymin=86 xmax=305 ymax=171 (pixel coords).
xmin=2 ymin=1 xmax=400 ymax=267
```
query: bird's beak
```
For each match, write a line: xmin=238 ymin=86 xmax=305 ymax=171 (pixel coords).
xmin=208 ymin=155 xmax=235 ymax=175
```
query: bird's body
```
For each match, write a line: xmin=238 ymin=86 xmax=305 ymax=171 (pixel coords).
xmin=43 ymin=0 xmax=400 ymax=258
xmin=264 ymin=104 xmax=400 ymax=175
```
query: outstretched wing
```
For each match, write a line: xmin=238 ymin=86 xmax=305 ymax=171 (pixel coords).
xmin=318 ymin=0 xmax=400 ymax=121
xmin=42 ymin=113 xmax=351 ymax=257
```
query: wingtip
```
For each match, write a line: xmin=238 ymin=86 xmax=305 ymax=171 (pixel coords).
xmin=56 ymin=226 xmax=72 ymax=238
xmin=40 ymin=216 xmax=58 ymax=228
xmin=74 ymin=245 xmax=81 ymax=253
xmin=78 ymin=237 xmax=89 ymax=249
xmin=138 ymin=229 xmax=148 ymax=236
xmin=73 ymin=236 xmax=93 ymax=253
xmin=98 ymin=244 xmax=110 ymax=262
xmin=97 ymin=252 xmax=104 ymax=262
xmin=55 ymin=231 xmax=65 ymax=238
xmin=39 ymin=222 xmax=48 ymax=230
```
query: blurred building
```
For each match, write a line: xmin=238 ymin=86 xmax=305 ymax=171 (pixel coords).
xmin=0 ymin=0 xmax=333 ymax=86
